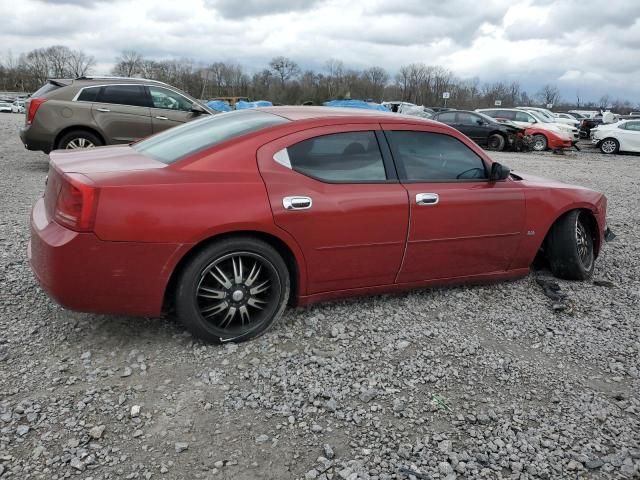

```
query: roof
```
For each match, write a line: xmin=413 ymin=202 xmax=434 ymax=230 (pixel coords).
xmin=262 ymin=106 xmax=439 ymax=125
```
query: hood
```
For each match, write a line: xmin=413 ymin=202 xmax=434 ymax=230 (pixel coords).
xmin=49 ymin=145 xmax=166 ymax=175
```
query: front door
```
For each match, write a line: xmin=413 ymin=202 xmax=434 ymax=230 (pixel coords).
xmin=147 ymin=85 xmax=198 ymax=133
xmin=455 ymin=111 xmax=491 ymax=143
xmin=91 ymin=84 xmax=152 ymax=144
xmin=257 ymin=125 xmax=409 ymax=294
xmin=382 ymin=124 xmax=525 ymax=283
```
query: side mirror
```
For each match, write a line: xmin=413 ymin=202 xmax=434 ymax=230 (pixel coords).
xmin=489 ymin=162 xmax=511 ymax=182
xmin=476 ymin=119 xmax=484 ymax=125
xmin=191 ymin=103 xmax=206 ymax=115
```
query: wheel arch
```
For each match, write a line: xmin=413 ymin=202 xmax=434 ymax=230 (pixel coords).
xmin=538 ymin=206 xmax=602 ymax=259
xmin=163 ymin=229 xmax=304 ymax=313
xmin=54 ymin=125 xmax=106 ymax=149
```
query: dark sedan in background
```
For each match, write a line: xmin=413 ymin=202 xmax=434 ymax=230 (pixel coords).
xmin=432 ymin=110 xmax=521 ymax=151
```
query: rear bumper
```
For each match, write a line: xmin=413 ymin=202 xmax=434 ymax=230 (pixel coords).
xmin=29 ymin=198 xmax=186 ymax=317
xmin=19 ymin=125 xmax=53 ymax=153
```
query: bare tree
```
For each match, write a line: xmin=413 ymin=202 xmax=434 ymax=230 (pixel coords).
xmin=112 ymin=50 xmax=144 ymax=77
xmin=269 ymin=56 xmax=300 ymax=88
xmin=536 ymin=84 xmax=561 ymax=106
xmin=66 ymin=49 xmax=95 ymax=77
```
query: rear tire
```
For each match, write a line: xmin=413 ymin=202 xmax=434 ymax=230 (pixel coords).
xmin=599 ymin=138 xmax=619 ymax=154
xmin=546 ymin=210 xmax=595 ymax=280
xmin=174 ymin=237 xmax=290 ymax=344
xmin=57 ymin=130 xmax=103 ymax=150
xmin=532 ymin=134 xmax=548 ymax=151
xmin=487 ymin=133 xmax=506 ymax=151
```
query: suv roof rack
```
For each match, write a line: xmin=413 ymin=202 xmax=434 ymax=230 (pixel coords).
xmin=75 ymin=76 xmax=167 ymax=85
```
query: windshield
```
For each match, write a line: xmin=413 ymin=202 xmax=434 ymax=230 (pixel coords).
xmin=527 ymin=111 xmax=553 ymax=123
xmin=132 ymin=110 xmax=289 ymax=164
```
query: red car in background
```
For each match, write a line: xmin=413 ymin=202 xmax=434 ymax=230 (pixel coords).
xmin=29 ymin=107 xmax=609 ymax=343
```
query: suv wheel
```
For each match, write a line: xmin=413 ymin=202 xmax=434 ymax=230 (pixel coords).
xmin=58 ymin=130 xmax=103 ymax=150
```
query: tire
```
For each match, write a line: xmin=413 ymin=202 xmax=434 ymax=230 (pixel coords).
xmin=57 ymin=130 xmax=103 ymax=150
xmin=174 ymin=237 xmax=290 ymax=344
xmin=546 ymin=210 xmax=595 ymax=280
xmin=487 ymin=133 xmax=506 ymax=151
xmin=531 ymin=134 xmax=548 ymax=151
xmin=599 ymin=138 xmax=619 ymax=154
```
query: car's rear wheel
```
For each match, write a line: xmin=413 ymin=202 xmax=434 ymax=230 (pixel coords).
xmin=487 ymin=133 xmax=506 ymax=151
xmin=58 ymin=130 xmax=103 ymax=150
xmin=531 ymin=134 xmax=548 ymax=151
xmin=175 ymin=237 xmax=290 ymax=344
xmin=599 ymin=138 xmax=619 ymax=154
xmin=546 ymin=210 xmax=595 ymax=280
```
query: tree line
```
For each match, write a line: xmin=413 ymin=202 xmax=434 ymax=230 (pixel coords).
xmin=1 ymin=46 xmax=638 ymax=113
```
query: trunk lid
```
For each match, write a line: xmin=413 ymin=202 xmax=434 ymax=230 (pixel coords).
xmin=49 ymin=145 xmax=167 ymax=175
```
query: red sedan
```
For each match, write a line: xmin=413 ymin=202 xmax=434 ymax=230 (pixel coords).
xmin=29 ymin=107 xmax=608 ymax=343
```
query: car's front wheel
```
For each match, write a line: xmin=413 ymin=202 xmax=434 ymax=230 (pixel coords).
xmin=546 ymin=210 xmax=595 ymax=280
xmin=175 ymin=237 xmax=290 ymax=343
xmin=599 ymin=138 xmax=619 ymax=154
xmin=487 ymin=133 xmax=506 ymax=151
xmin=58 ymin=130 xmax=104 ymax=150
xmin=531 ymin=134 xmax=548 ymax=151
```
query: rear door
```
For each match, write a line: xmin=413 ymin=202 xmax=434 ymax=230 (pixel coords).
xmin=257 ymin=124 xmax=409 ymax=295
xmin=92 ymin=85 xmax=152 ymax=144
xmin=147 ymin=85 xmax=198 ymax=133
xmin=622 ymin=121 xmax=640 ymax=152
xmin=382 ymin=124 xmax=525 ymax=283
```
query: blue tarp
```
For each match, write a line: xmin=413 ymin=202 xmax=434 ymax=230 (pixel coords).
xmin=206 ymin=100 xmax=232 ymax=112
xmin=323 ymin=100 xmax=389 ymax=111
xmin=235 ymin=100 xmax=273 ymax=109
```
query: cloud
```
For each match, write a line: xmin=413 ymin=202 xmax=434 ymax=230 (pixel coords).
xmin=204 ymin=0 xmax=325 ymax=19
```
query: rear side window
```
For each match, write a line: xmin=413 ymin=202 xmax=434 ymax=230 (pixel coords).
xmin=133 ymin=110 xmax=288 ymax=164
xmin=626 ymin=121 xmax=640 ymax=131
xmin=31 ymin=81 xmax=62 ymax=98
xmin=286 ymin=131 xmax=387 ymax=182
xmin=98 ymin=85 xmax=150 ymax=108
xmin=76 ymin=87 xmax=100 ymax=102
xmin=386 ymin=131 xmax=487 ymax=181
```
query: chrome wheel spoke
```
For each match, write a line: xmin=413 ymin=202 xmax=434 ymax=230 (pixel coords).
xmin=247 ymin=297 xmax=266 ymax=310
xmin=244 ymin=262 xmax=261 ymax=287
xmin=197 ymin=286 xmax=226 ymax=300
xmin=209 ymin=266 xmax=232 ymax=289
xmin=232 ymin=256 xmax=243 ymax=284
xmin=239 ymin=305 xmax=250 ymax=325
xmin=250 ymin=280 xmax=270 ymax=296
xmin=201 ymin=301 xmax=228 ymax=318
xmin=220 ymin=306 xmax=237 ymax=328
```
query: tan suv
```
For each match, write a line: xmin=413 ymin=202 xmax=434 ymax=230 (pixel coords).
xmin=19 ymin=76 xmax=214 ymax=153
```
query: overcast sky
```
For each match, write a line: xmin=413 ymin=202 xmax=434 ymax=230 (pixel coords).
xmin=2 ymin=0 xmax=639 ymax=102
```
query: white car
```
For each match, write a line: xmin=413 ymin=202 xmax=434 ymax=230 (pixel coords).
xmin=0 ymin=102 xmax=13 ymax=113
xmin=591 ymin=120 xmax=640 ymax=154
xmin=476 ymin=108 xmax=576 ymax=140
xmin=12 ymin=101 xmax=25 ymax=114
xmin=518 ymin=106 xmax=580 ymax=128
xmin=519 ymin=109 xmax=580 ymax=139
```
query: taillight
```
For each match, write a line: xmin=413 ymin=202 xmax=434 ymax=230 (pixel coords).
xmin=27 ymin=98 xmax=47 ymax=125
xmin=54 ymin=174 xmax=99 ymax=232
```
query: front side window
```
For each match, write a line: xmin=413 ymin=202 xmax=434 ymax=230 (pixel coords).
xmin=285 ymin=131 xmax=387 ymax=182
xmin=514 ymin=111 xmax=534 ymax=122
xmin=436 ymin=112 xmax=456 ymax=123
xmin=133 ymin=110 xmax=288 ymax=164
xmin=98 ymin=85 xmax=150 ymax=108
xmin=148 ymin=86 xmax=193 ymax=112
xmin=386 ymin=131 xmax=487 ymax=181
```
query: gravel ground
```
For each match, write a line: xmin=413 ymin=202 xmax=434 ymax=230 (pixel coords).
xmin=0 ymin=112 xmax=639 ymax=480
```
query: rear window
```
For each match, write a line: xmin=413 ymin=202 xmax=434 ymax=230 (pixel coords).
xmin=77 ymin=86 xmax=100 ymax=102
xmin=132 ymin=110 xmax=289 ymax=164
xmin=31 ymin=81 xmax=63 ymax=98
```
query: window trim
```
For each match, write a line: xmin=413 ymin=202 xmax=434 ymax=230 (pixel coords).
xmin=72 ymin=83 xmax=197 ymax=111
xmin=274 ymin=130 xmax=397 ymax=185
xmin=382 ymin=129 xmax=490 ymax=184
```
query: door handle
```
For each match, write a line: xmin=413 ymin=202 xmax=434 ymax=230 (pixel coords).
xmin=283 ymin=196 xmax=312 ymax=210
xmin=96 ymin=107 xmax=110 ymax=112
xmin=155 ymin=116 xmax=168 ymax=120
xmin=416 ymin=193 xmax=439 ymax=205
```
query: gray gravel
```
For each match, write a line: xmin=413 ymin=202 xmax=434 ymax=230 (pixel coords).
xmin=1 ymin=112 xmax=639 ymax=479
